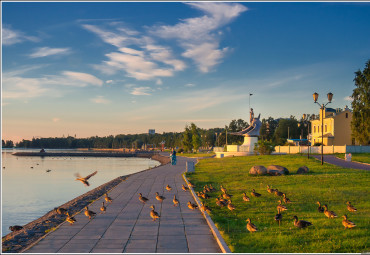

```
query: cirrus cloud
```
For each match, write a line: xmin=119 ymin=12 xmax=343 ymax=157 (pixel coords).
xmin=29 ymin=47 xmax=71 ymax=58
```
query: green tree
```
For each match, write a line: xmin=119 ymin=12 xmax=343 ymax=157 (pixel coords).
xmin=273 ymin=118 xmax=299 ymax=145
xmin=182 ymin=125 xmax=193 ymax=152
xmin=351 ymin=60 xmax=370 ymax=145
xmin=191 ymin=123 xmax=202 ymax=152
xmin=254 ymin=140 xmax=275 ymax=155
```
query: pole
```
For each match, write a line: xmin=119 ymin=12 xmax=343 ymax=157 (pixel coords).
xmin=321 ymin=106 xmax=324 ymax=165
xmin=307 ymin=122 xmax=310 ymax=159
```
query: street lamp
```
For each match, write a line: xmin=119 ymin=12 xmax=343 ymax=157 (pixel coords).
xmin=302 ymin=114 xmax=311 ymax=159
xmin=312 ymin=92 xmax=333 ymax=165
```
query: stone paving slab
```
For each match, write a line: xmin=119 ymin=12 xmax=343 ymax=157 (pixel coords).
xmin=24 ymin=155 xmax=221 ymax=253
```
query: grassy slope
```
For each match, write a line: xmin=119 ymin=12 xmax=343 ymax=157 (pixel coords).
xmin=186 ymin=155 xmax=370 ymax=253
xmin=335 ymin=153 xmax=370 ymax=164
xmin=179 ymin=152 xmax=215 ymax=158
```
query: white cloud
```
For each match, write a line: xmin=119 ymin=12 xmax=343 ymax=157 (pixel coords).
xmin=29 ymin=47 xmax=71 ymax=58
xmin=2 ymin=27 xmax=40 ymax=46
xmin=2 ymin=70 xmax=103 ymax=99
xmin=90 ymin=96 xmax=110 ymax=104
xmin=156 ymin=79 xmax=163 ymax=85
xmin=185 ymin=83 xmax=196 ymax=87
xmin=131 ymin=87 xmax=152 ymax=96
xmin=62 ymin=71 xmax=103 ymax=86
xmin=344 ymin=96 xmax=353 ymax=101
xmin=106 ymin=80 xmax=114 ymax=84
xmin=151 ymin=3 xmax=247 ymax=72
xmin=52 ymin=118 xmax=60 ymax=122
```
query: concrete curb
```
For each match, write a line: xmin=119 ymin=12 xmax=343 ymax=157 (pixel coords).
xmin=182 ymin=173 xmax=232 ymax=253
xmin=334 ymin=156 xmax=370 ymax=166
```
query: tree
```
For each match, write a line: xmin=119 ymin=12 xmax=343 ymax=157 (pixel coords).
xmin=273 ymin=118 xmax=299 ymax=145
xmin=351 ymin=60 xmax=370 ymax=145
xmin=182 ymin=125 xmax=193 ymax=152
xmin=191 ymin=123 xmax=202 ymax=152
xmin=254 ymin=140 xmax=275 ymax=155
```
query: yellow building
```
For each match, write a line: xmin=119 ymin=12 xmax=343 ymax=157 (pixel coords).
xmin=310 ymin=106 xmax=354 ymax=146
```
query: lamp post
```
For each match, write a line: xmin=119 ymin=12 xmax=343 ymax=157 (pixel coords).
xmin=302 ymin=114 xmax=311 ymax=159
xmin=313 ymin=92 xmax=333 ymax=165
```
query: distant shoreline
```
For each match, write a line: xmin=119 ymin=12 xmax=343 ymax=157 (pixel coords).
xmin=11 ymin=151 xmax=157 ymax=158
xmin=2 ymin=153 xmax=170 ymax=253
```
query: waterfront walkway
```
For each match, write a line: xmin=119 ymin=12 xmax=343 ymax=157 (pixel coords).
xmin=312 ymin=155 xmax=370 ymax=170
xmin=25 ymin=155 xmax=221 ymax=253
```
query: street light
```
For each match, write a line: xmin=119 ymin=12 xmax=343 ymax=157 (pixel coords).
xmin=302 ymin=114 xmax=311 ymax=159
xmin=312 ymin=92 xmax=333 ymax=165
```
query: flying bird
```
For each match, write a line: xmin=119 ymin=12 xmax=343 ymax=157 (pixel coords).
xmin=75 ymin=171 xmax=98 ymax=186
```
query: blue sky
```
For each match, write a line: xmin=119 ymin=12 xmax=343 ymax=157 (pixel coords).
xmin=2 ymin=2 xmax=370 ymax=142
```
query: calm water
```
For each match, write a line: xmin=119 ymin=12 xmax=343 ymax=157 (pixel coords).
xmin=1 ymin=149 xmax=160 ymax=236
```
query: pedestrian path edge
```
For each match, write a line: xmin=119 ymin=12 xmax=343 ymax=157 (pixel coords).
xmin=182 ymin=173 xmax=232 ymax=253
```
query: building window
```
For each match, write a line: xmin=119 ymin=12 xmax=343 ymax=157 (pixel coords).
xmin=314 ymin=126 xmax=316 ymax=133
xmin=325 ymin=125 xmax=327 ymax=132
xmin=346 ymin=113 xmax=348 ymax=118
xmin=318 ymin=126 xmax=320 ymax=133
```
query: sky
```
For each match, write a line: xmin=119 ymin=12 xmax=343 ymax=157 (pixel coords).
xmin=2 ymin=2 xmax=370 ymax=142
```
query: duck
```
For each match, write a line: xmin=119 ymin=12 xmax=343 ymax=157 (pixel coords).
xmin=201 ymin=192 xmax=210 ymax=199
xmin=216 ymin=197 xmax=226 ymax=207
xmin=155 ymin=192 xmax=166 ymax=202
xmin=277 ymin=200 xmax=288 ymax=211
xmin=9 ymin=225 xmax=23 ymax=232
xmin=342 ymin=215 xmax=356 ymax=229
xmin=222 ymin=192 xmax=232 ymax=200
xmin=84 ymin=206 xmax=96 ymax=220
xmin=54 ymin=207 xmax=67 ymax=215
xmin=66 ymin=212 xmax=76 ymax=225
xmin=283 ymin=193 xmax=291 ymax=204
xmin=139 ymin=193 xmax=149 ymax=203
xmin=346 ymin=201 xmax=357 ymax=212
xmin=246 ymin=218 xmax=258 ymax=232
xmin=227 ymin=200 xmax=236 ymax=211
xmin=150 ymin=205 xmax=160 ymax=221
xmin=275 ymin=208 xmax=282 ymax=226
xmin=105 ymin=193 xmax=113 ymax=203
xmin=209 ymin=184 xmax=216 ymax=192
xmin=267 ymin=185 xmax=277 ymax=194
xmin=187 ymin=201 xmax=198 ymax=210
xmin=200 ymin=202 xmax=212 ymax=214
xmin=173 ymin=195 xmax=179 ymax=207
xmin=323 ymin=204 xmax=337 ymax=219
xmin=220 ymin=185 xmax=227 ymax=194
xmin=100 ymin=202 xmax=106 ymax=213
xmin=316 ymin=201 xmax=325 ymax=213
xmin=188 ymin=181 xmax=195 ymax=188
xmin=293 ymin=215 xmax=312 ymax=228
xmin=165 ymin=185 xmax=172 ymax=191
xmin=204 ymin=185 xmax=211 ymax=193
xmin=251 ymin=189 xmax=261 ymax=197
xmin=274 ymin=189 xmax=284 ymax=197
xmin=75 ymin=171 xmax=98 ymax=186
xmin=182 ymin=184 xmax=189 ymax=192
xmin=242 ymin=192 xmax=250 ymax=202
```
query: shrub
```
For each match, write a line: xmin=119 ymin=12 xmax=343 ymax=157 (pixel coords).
xmin=314 ymin=142 xmax=322 ymax=146
xmin=254 ymin=140 xmax=275 ymax=155
xmin=177 ymin=148 xmax=184 ymax=153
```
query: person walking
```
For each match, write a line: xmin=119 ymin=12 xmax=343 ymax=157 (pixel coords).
xmin=171 ymin=149 xmax=177 ymax=165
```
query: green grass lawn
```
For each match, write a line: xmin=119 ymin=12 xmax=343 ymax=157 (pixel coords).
xmin=186 ymin=155 xmax=369 ymax=253
xmin=179 ymin=152 xmax=215 ymax=158
xmin=334 ymin=153 xmax=370 ymax=164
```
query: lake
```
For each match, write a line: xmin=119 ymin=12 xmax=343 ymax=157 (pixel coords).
xmin=1 ymin=149 xmax=160 ymax=236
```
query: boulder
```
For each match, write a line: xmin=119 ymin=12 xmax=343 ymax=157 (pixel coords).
xmin=266 ymin=165 xmax=289 ymax=176
xmin=297 ymin=166 xmax=309 ymax=174
xmin=249 ymin=165 xmax=267 ymax=175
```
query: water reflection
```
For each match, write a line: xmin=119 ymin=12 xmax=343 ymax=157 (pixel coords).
xmin=1 ymin=149 xmax=160 ymax=236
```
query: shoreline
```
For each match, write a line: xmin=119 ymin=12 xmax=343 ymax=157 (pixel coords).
xmin=2 ymin=154 xmax=170 ymax=253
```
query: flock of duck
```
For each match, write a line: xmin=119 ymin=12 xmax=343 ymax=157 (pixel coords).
xmin=192 ymin=183 xmax=357 ymax=232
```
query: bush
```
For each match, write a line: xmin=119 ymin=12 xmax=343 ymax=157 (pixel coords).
xmin=314 ymin=142 xmax=322 ymax=146
xmin=254 ymin=140 xmax=275 ymax=155
xmin=177 ymin=148 xmax=184 ymax=153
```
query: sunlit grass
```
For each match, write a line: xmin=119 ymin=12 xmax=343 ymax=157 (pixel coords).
xmin=186 ymin=155 xmax=370 ymax=253
xmin=179 ymin=152 xmax=215 ymax=158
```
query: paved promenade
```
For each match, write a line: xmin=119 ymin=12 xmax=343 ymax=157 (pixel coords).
xmin=312 ymin=155 xmax=370 ymax=170
xmin=25 ymin=155 xmax=221 ymax=253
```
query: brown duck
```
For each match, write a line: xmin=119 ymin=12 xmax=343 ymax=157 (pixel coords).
xmin=346 ymin=201 xmax=357 ymax=212
xmin=323 ymin=204 xmax=337 ymax=219
xmin=267 ymin=185 xmax=277 ymax=194
xmin=54 ymin=207 xmax=67 ymax=215
xmin=165 ymin=185 xmax=172 ymax=191
xmin=150 ymin=205 xmax=160 ymax=221
xmin=182 ymin=184 xmax=189 ymax=192
xmin=75 ymin=171 xmax=97 ymax=186
xmin=155 ymin=192 xmax=166 ymax=202
xmin=66 ymin=212 xmax=76 ymax=225
xmin=173 ymin=195 xmax=179 ymax=207
xmin=100 ymin=202 xmax=106 ymax=213
xmin=274 ymin=189 xmax=284 ymax=197
xmin=84 ymin=206 xmax=96 ymax=220
xmin=187 ymin=201 xmax=198 ymax=210
xmin=246 ymin=218 xmax=258 ymax=232
xmin=275 ymin=208 xmax=282 ymax=226
xmin=283 ymin=193 xmax=291 ymax=203
xmin=139 ymin=193 xmax=149 ymax=203
xmin=242 ymin=192 xmax=250 ymax=202
xmin=251 ymin=189 xmax=261 ymax=197
xmin=200 ymin=202 xmax=212 ymax=214
xmin=216 ymin=197 xmax=226 ymax=207
xmin=342 ymin=215 xmax=356 ymax=229
xmin=277 ymin=200 xmax=288 ymax=211
xmin=293 ymin=215 xmax=312 ymax=228
xmin=227 ymin=200 xmax=236 ymax=211
xmin=105 ymin=193 xmax=113 ymax=203
xmin=316 ymin=201 xmax=325 ymax=213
